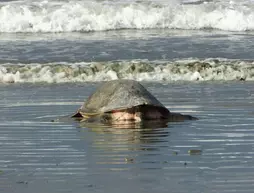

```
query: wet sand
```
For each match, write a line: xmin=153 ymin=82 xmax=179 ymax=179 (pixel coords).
xmin=0 ymin=81 xmax=254 ymax=193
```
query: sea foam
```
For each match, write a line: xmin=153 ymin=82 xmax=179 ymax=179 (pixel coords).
xmin=0 ymin=59 xmax=254 ymax=83
xmin=0 ymin=0 xmax=254 ymax=32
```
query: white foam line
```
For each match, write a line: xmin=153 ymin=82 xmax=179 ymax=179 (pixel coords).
xmin=1 ymin=59 xmax=254 ymax=83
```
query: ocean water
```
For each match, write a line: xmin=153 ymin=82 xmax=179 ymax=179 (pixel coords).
xmin=1 ymin=0 xmax=254 ymax=192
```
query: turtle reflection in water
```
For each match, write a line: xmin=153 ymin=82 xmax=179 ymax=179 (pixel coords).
xmin=73 ymin=80 xmax=197 ymax=125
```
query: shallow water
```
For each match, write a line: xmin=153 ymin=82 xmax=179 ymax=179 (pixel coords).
xmin=0 ymin=82 xmax=254 ymax=193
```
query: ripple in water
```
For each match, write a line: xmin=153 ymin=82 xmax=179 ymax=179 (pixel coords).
xmin=0 ymin=82 xmax=254 ymax=193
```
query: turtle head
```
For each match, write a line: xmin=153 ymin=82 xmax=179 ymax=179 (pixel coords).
xmin=106 ymin=105 xmax=170 ymax=124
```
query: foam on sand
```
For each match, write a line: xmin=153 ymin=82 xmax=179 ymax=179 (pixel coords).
xmin=1 ymin=59 xmax=254 ymax=83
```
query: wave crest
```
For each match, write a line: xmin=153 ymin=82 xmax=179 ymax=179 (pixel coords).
xmin=1 ymin=59 xmax=254 ymax=83
xmin=0 ymin=1 xmax=254 ymax=32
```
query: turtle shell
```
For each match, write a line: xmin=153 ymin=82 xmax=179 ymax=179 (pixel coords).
xmin=78 ymin=79 xmax=169 ymax=116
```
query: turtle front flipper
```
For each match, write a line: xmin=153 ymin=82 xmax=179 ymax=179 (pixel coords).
xmin=72 ymin=111 xmax=83 ymax=118
xmin=167 ymin=113 xmax=198 ymax=122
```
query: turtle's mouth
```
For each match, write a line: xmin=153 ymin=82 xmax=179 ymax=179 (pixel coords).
xmin=110 ymin=111 xmax=142 ymax=122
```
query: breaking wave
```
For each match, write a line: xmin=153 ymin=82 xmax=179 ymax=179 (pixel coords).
xmin=0 ymin=0 xmax=254 ymax=32
xmin=1 ymin=59 xmax=254 ymax=83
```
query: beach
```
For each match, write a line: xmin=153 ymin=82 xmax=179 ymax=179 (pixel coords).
xmin=1 ymin=0 xmax=254 ymax=192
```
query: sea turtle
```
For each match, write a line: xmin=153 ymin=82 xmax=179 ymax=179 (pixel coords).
xmin=73 ymin=79 xmax=197 ymax=124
